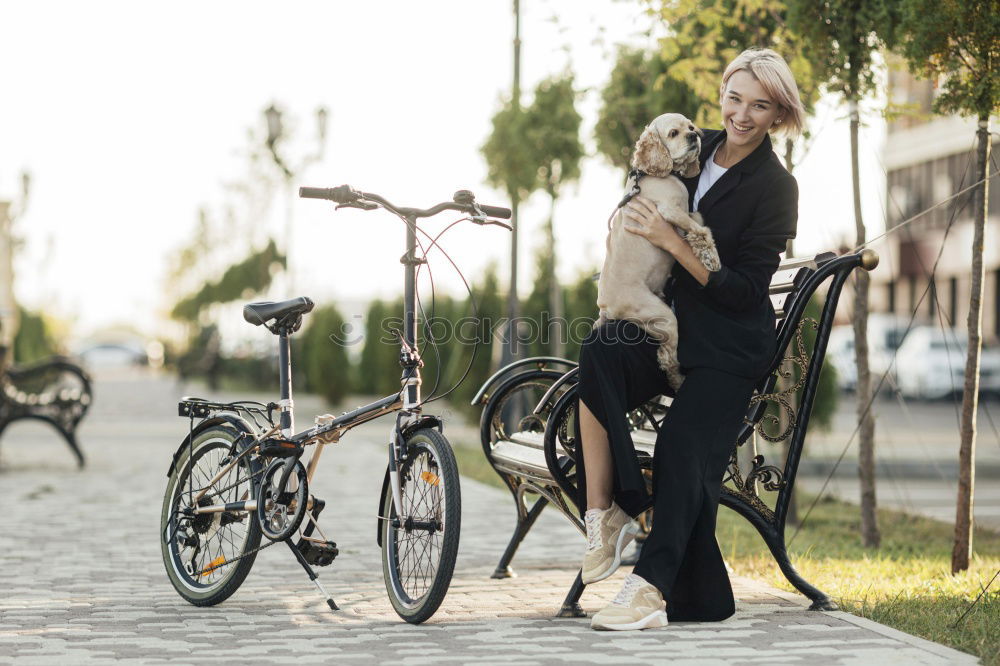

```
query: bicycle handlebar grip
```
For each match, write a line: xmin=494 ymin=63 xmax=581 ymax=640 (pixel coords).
xmin=479 ymin=204 xmax=512 ymax=219
xmin=298 ymin=185 xmax=359 ymax=203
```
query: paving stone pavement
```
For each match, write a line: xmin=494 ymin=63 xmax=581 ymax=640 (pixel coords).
xmin=0 ymin=370 xmax=979 ymax=665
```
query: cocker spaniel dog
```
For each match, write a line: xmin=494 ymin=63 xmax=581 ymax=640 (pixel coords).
xmin=595 ymin=113 xmax=720 ymax=390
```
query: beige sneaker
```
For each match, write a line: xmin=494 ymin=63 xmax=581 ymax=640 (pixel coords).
xmin=591 ymin=573 xmax=668 ymax=631
xmin=582 ymin=503 xmax=640 ymax=584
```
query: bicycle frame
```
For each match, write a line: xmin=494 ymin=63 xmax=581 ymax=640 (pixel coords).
xmin=181 ymin=209 xmax=426 ymax=523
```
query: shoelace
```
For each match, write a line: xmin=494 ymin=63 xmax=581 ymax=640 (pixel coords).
xmin=584 ymin=510 xmax=603 ymax=551
xmin=611 ymin=574 xmax=646 ymax=607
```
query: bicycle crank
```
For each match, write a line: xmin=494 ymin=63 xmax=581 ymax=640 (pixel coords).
xmin=257 ymin=458 xmax=309 ymax=541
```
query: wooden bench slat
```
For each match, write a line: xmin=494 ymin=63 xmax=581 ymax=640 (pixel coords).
xmin=490 ymin=439 xmax=551 ymax=480
xmin=507 ymin=430 xmax=545 ymax=449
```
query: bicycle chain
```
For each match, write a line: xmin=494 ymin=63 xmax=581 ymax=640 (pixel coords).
xmin=186 ymin=457 xmax=273 ymax=577
xmin=192 ymin=536 xmax=280 ymax=577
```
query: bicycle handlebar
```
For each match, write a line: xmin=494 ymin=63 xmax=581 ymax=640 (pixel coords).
xmin=299 ymin=185 xmax=360 ymax=204
xmin=298 ymin=184 xmax=512 ymax=221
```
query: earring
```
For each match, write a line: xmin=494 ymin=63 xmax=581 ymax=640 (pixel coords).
xmin=775 ymin=118 xmax=784 ymax=125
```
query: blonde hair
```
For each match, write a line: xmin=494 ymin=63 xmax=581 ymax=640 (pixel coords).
xmin=720 ymin=48 xmax=805 ymax=138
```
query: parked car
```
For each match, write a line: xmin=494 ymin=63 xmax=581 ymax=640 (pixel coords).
xmin=76 ymin=342 xmax=149 ymax=369
xmin=826 ymin=314 xmax=907 ymax=393
xmin=894 ymin=326 xmax=1000 ymax=400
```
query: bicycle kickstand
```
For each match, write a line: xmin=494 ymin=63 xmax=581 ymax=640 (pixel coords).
xmin=285 ymin=539 xmax=339 ymax=611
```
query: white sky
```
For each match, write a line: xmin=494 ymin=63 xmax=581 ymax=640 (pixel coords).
xmin=1 ymin=0 xmax=885 ymax=343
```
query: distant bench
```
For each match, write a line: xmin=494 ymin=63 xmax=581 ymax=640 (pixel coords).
xmin=0 ymin=351 xmax=92 ymax=467
xmin=471 ymin=250 xmax=878 ymax=616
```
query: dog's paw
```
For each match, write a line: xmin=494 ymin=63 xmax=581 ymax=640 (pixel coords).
xmin=668 ymin=369 xmax=685 ymax=391
xmin=686 ymin=229 xmax=721 ymax=271
xmin=698 ymin=246 xmax=721 ymax=272
xmin=656 ymin=345 xmax=685 ymax=390
xmin=655 ymin=343 xmax=676 ymax=371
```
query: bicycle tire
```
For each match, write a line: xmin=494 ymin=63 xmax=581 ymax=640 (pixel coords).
xmin=160 ymin=424 xmax=262 ymax=606
xmin=380 ymin=426 xmax=461 ymax=624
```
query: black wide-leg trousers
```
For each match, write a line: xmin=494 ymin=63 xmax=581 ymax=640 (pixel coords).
xmin=574 ymin=319 xmax=757 ymax=622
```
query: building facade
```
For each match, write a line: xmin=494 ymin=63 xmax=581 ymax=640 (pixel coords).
xmin=870 ymin=66 xmax=999 ymax=344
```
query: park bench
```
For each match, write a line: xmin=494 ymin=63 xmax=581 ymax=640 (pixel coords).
xmin=0 ymin=349 xmax=93 ymax=467
xmin=471 ymin=249 xmax=879 ymax=617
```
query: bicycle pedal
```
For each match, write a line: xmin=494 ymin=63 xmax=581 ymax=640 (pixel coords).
xmin=259 ymin=438 xmax=303 ymax=458
xmin=297 ymin=538 xmax=339 ymax=567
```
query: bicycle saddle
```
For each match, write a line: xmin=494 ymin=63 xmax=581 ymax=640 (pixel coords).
xmin=243 ymin=297 xmax=315 ymax=329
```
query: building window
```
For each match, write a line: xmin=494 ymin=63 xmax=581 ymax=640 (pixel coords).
xmin=909 ymin=276 xmax=918 ymax=315
xmin=888 ymin=280 xmax=896 ymax=314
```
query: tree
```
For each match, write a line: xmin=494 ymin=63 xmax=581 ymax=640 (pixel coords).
xmin=595 ymin=45 xmax=702 ymax=174
xmin=563 ymin=269 xmax=601 ymax=362
xmin=356 ymin=299 xmax=396 ymax=396
xmin=12 ymin=307 xmax=57 ymax=364
xmin=482 ymin=99 xmax=539 ymax=362
xmin=170 ymin=239 xmax=285 ymax=323
xmin=896 ymin=0 xmax=999 ymax=573
xmin=444 ymin=263 xmax=505 ymax=419
xmin=787 ymin=0 xmax=899 ymax=548
xmin=298 ymin=304 xmax=351 ymax=406
xmin=646 ymin=0 xmax=822 ymax=173
xmin=522 ymin=73 xmax=584 ymax=357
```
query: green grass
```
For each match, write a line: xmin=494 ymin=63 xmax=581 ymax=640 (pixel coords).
xmin=451 ymin=440 xmax=1000 ymax=663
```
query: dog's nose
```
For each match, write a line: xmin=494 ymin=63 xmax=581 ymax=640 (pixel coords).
xmin=686 ymin=132 xmax=699 ymax=143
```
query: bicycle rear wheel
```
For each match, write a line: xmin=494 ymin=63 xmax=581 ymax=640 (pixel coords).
xmin=160 ymin=424 xmax=262 ymax=606
xmin=381 ymin=426 xmax=461 ymax=623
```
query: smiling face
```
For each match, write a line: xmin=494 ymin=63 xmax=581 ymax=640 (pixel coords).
xmin=720 ymin=69 xmax=785 ymax=153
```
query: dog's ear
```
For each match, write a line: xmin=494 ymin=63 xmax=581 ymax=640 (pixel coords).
xmin=632 ymin=126 xmax=673 ymax=177
xmin=678 ymin=150 xmax=701 ymax=179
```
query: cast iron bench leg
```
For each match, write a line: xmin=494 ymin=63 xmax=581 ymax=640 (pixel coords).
xmin=493 ymin=495 xmax=550 ymax=579
xmin=762 ymin=527 xmax=838 ymax=610
xmin=557 ymin=570 xmax=587 ymax=618
xmin=60 ymin=428 xmax=86 ymax=469
xmin=729 ymin=500 xmax=838 ymax=611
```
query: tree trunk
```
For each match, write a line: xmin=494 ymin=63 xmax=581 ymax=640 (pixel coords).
xmin=850 ymin=100 xmax=880 ymax=548
xmin=952 ymin=117 xmax=990 ymax=574
xmin=547 ymin=194 xmax=565 ymax=358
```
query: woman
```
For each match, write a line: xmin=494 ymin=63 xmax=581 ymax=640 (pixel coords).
xmin=577 ymin=48 xmax=805 ymax=631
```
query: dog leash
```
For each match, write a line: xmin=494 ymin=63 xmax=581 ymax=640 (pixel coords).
xmin=607 ymin=168 xmax=647 ymax=230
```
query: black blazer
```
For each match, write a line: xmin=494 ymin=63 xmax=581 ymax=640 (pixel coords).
xmin=666 ymin=129 xmax=798 ymax=379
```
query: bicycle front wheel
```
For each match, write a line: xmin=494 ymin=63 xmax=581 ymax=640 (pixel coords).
xmin=160 ymin=424 xmax=262 ymax=606
xmin=381 ymin=426 xmax=461 ymax=623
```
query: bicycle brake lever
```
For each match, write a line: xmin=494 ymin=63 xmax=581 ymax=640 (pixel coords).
xmin=335 ymin=201 xmax=378 ymax=211
xmin=469 ymin=201 xmax=512 ymax=230
xmin=470 ymin=216 xmax=513 ymax=231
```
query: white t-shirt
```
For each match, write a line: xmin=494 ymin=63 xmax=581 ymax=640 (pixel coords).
xmin=692 ymin=144 xmax=728 ymax=212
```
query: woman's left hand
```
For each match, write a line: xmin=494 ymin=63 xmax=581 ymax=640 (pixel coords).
xmin=623 ymin=196 xmax=683 ymax=253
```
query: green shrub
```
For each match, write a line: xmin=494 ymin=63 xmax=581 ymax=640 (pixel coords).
xmin=13 ymin=306 xmax=58 ymax=364
xmin=297 ymin=304 xmax=352 ymax=406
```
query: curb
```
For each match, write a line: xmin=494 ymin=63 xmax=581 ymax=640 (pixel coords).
xmin=731 ymin=576 xmax=980 ymax=665
xmin=825 ymin=611 xmax=980 ymax=664
xmin=798 ymin=459 xmax=1000 ymax=479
